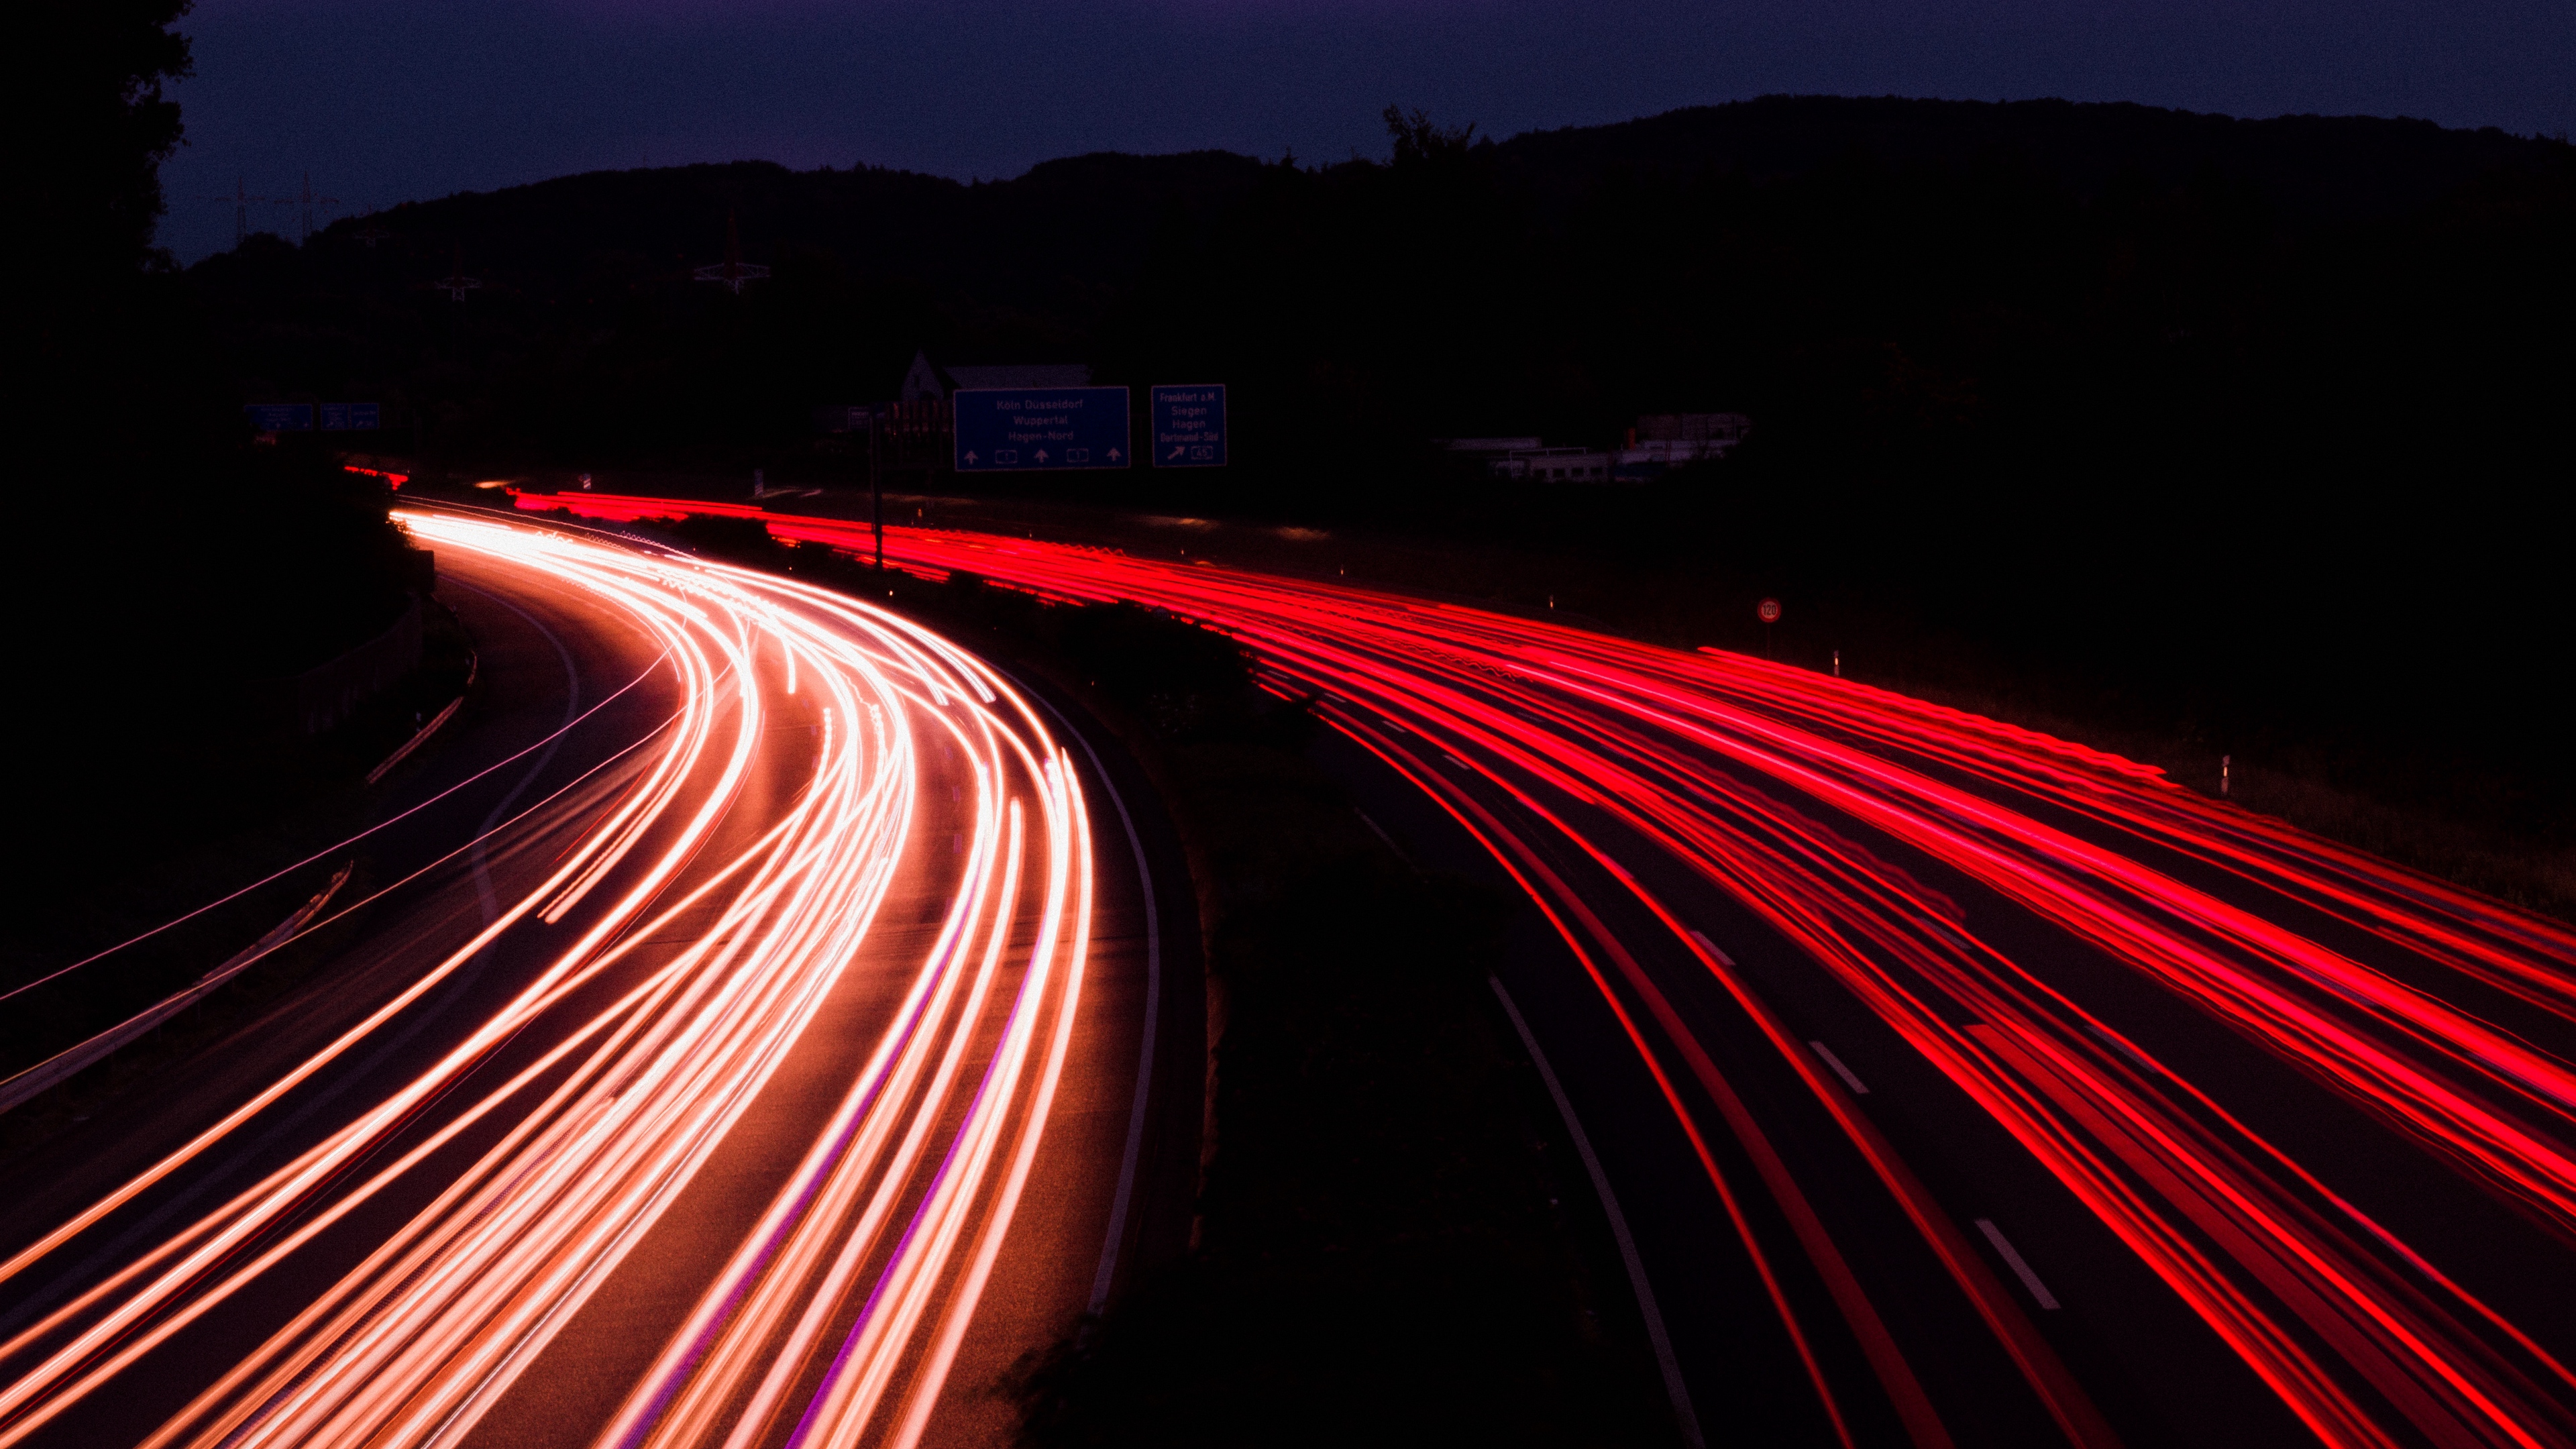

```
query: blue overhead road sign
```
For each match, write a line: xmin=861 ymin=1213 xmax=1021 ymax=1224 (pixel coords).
xmin=1149 ymin=384 xmax=1226 ymax=468
xmin=319 ymin=402 xmax=381 ymax=431
xmin=953 ymin=386 xmax=1130 ymax=472
xmin=246 ymin=404 xmax=313 ymax=432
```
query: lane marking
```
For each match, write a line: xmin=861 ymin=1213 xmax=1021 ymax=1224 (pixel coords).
xmin=1008 ymin=680 xmax=1165 ymax=1322
xmin=1491 ymin=975 xmax=1707 ymax=1449
xmin=1809 ymin=1042 xmax=1870 ymax=1096
xmin=1353 ymin=810 xmax=1419 ymax=873
xmin=1685 ymin=929 xmax=1735 ymax=967
xmin=1975 ymin=1219 xmax=2059 ymax=1310
xmin=2085 ymin=1022 xmax=2155 ymax=1070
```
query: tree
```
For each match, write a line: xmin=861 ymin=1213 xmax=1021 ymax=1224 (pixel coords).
xmin=32 ymin=0 xmax=193 ymax=277
xmin=1383 ymin=105 xmax=1478 ymax=168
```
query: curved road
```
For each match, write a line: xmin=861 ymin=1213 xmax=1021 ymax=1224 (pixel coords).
xmin=539 ymin=492 xmax=2576 ymax=1449
xmin=0 ymin=512 xmax=1188 ymax=1449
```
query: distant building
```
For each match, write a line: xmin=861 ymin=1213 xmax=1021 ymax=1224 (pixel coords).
xmin=1439 ymin=437 xmax=1545 ymax=460
xmin=1614 ymin=412 xmax=1750 ymax=480
xmin=900 ymin=350 xmax=1093 ymax=402
xmin=1507 ymin=447 xmax=1613 ymax=482
xmin=1437 ymin=437 xmax=1612 ymax=482
xmin=1636 ymin=413 xmax=1750 ymax=446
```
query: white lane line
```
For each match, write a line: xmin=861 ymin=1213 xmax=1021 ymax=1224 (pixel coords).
xmin=1976 ymin=1218 xmax=2060 ymax=1310
xmin=1012 ymin=681 xmax=1165 ymax=1323
xmin=1808 ymin=1041 xmax=1870 ymax=1095
xmin=1353 ymin=810 xmax=1418 ymax=873
xmin=1491 ymin=976 xmax=1707 ymax=1449
xmin=458 ymin=582 xmax=584 ymax=926
xmin=2086 ymin=1022 xmax=2155 ymax=1070
xmin=1685 ymin=929 xmax=1735 ymax=967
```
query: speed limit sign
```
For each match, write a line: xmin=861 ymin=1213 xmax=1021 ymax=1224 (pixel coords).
xmin=1756 ymin=598 xmax=1782 ymax=624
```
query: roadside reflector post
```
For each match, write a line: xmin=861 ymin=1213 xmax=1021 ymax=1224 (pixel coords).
xmin=2222 ymin=754 xmax=2231 ymax=796
xmin=1832 ymin=649 xmax=1840 ymax=678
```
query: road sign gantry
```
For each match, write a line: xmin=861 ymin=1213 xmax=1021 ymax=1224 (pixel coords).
xmin=953 ymin=386 xmax=1132 ymax=472
xmin=1148 ymin=384 xmax=1226 ymax=468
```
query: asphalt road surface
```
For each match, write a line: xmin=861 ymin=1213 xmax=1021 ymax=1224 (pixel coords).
xmin=532 ymin=491 xmax=2576 ymax=1449
xmin=0 ymin=511 xmax=1193 ymax=1449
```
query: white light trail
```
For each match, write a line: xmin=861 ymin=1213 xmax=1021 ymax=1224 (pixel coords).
xmin=0 ymin=513 xmax=1097 ymax=1449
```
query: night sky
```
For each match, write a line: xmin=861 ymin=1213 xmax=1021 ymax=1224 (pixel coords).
xmin=161 ymin=0 xmax=2574 ymax=264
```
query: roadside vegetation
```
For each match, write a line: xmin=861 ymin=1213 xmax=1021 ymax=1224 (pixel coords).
xmin=5 ymin=5 xmax=485 ymax=1145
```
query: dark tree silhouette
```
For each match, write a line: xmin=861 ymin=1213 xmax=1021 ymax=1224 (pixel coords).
xmin=32 ymin=0 xmax=193 ymax=277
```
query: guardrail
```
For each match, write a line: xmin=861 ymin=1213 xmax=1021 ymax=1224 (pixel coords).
xmin=0 ymin=863 xmax=353 ymax=1116
xmin=261 ymin=595 xmax=425 ymax=737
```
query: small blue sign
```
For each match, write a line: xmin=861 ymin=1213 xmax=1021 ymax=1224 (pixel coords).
xmin=246 ymin=404 xmax=314 ymax=433
xmin=953 ymin=386 xmax=1130 ymax=472
xmin=1149 ymin=384 xmax=1226 ymax=468
xmin=319 ymin=402 xmax=381 ymax=431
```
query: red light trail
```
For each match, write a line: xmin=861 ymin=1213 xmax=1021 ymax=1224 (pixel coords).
xmin=524 ymin=491 xmax=2576 ymax=1448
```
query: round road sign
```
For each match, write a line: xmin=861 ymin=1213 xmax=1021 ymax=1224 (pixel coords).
xmin=1757 ymin=597 xmax=1782 ymax=624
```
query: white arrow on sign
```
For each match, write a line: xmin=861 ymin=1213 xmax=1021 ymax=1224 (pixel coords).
xmin=1035 ymin=449 xmax=1050 ymax=463
xmin=1108 ymin=447 xmax=1123 ymax=461
xmin=963 ymin=450 xmax=979 ymax=464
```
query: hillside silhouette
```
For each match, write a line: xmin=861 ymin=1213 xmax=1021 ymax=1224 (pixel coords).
xmin=186 ymin=94 xmax=2576 ymax=855
xmin=194 ymin=93 xmax=2570 ymax=472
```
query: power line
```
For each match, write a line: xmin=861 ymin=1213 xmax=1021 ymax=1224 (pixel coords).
xmin=205 ymin=174 xmax=345 ymax=248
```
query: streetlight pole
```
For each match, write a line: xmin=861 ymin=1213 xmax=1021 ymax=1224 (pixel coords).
xmin=869 ymin=407 xmax=884 ymax=572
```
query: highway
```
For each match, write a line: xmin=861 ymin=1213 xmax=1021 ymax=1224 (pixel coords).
xmin=0 ymin=512 xmax=1185 ymax=1449
xmin=534 ymin=492 xmax=2576 ymax=1449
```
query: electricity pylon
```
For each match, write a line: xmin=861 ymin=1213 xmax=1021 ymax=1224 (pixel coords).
xmin=693 ymin=212 xmax=770 ymax=294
